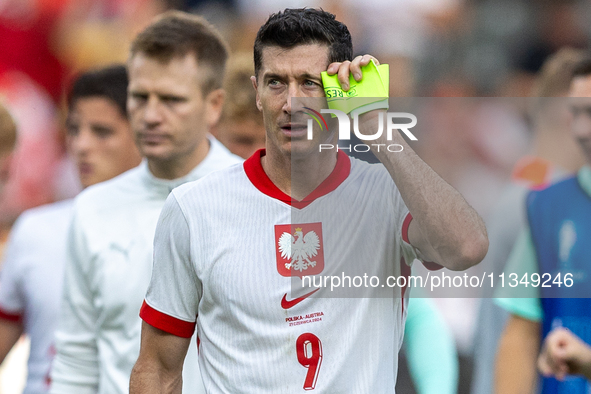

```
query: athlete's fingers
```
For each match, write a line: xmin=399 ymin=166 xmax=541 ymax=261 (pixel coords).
xmin=326 ymin=62 xmax=342 ymax=75
xmin=538 ymin=351 xmax=554 ymax=377
xmin=327 ymin=55 xmax=381 ymax=89
xmin=349 ymin=56 xmax=365 ymax=82
xmin=348 ymin=55 xmax=375 ymax=80
xmin=538 ymin=343 xmax=563 ymax=377
xmin=555 ymin=360 xmax=570 ymax=381
xmin=336 ymin=60 xmax=352 ymax=90
xmin=540 ymin=328 xmax=576 ymax=380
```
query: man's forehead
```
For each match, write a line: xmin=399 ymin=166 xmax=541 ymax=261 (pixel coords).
xmin=128 ymin=53 xmax=204 ymax=93
xmin=259 ymin=44 xmax=330 ymax=76
xmin=129 ymin=52 xmax=202 ymax=76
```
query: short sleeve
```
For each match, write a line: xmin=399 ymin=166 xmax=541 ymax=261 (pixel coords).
xmin=494 ymin=228 xmax=543 ymax=322
xmin=141 ymin=192 xmax=201 ymax=338
xmin=0 ymin=215 xmax=28 ymax=321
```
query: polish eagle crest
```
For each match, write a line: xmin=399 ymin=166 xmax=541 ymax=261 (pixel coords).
xmin=278 ymin=227 xmax=320 ymax=272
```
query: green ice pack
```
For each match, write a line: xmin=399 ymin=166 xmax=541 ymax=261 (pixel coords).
xmin=321 ymin=60 xmax=389 ymax=116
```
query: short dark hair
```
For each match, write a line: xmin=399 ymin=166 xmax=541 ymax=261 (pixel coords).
xmin=253 ymin=8 xmax=352 ymax=79
xmin=130 ymin=10 xmax=229 ymax=95
xmin=68 ymin=65 xmax=129 ymax=118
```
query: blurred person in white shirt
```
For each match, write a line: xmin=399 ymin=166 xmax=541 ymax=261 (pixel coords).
xmin=0 ymin=64 xmax=141 ymax=393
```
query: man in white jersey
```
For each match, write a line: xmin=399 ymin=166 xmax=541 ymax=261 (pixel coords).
xmin=50 ymin=11 xmax=241 ymax=394
xmin=0 ymin=65 xmax=141 ymax=393
xmin=131 ymin=8 xmax=488 ymax=393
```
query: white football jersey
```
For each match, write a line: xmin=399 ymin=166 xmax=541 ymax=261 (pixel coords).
xmin=0 ymin=200 xmax=73 ymax=393
xmin=51 ymin=137 xmax=241 ymax=394
xmin=143 ymin=150 xmax=420 ymax=393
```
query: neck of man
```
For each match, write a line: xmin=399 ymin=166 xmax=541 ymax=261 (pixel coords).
xmin=262 ymin=147 xmax=338 ymax=201
xmin=147 ymin=138 xmax=210 ymax=180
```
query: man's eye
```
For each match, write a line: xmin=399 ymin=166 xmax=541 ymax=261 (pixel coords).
xmin=131 ymin=93 xmax=148 ymax=102
xmin=269 ymin=79 xmax=281 ymax=87
xmin=93 ymin=126 xmax=114 ymax=138
xmin=304 ymin=80 xmax=317 ymax=87
xmin=162 ymin=96 xmax=185 ymax=103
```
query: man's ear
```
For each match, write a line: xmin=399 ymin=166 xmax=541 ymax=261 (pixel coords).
xmin=251 ymin=76 xmax=262 ymax=112
xmin=205 ymin=88 xmax=225 ymax=127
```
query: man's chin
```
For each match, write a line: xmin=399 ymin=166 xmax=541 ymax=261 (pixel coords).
xmin=279 ymin=139 xmax=320 ymax=158
xmin=139 ymin=145 xmax=169 ymax=161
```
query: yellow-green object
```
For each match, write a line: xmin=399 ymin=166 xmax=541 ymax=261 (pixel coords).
xmin=321 ymin=60 xmax=389 ymax=115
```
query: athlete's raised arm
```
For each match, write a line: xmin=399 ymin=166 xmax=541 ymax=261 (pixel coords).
xmin=374 ymin=130 xmax=488 ymax=270
xmin=327 ymin=56 xmax=488 ymax=271
xmin=130 ymin=322 xmax=190 ymax=393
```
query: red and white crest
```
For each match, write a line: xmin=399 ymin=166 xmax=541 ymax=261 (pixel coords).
xmin=274 ymin=223 xmax=324 ymax=277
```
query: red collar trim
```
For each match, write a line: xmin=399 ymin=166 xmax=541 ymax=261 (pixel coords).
xmin=243 ymin=149 xmax=351 ymax=209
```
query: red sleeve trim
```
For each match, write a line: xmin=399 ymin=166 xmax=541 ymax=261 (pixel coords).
xmin=402 ymin=214 xmax=443 ymax=270
xmin=140 ymin=301 xmax=195 ymax=339
xmin=0 ymin=307 xmax=23 ymax=324
xmin=399 ymin=256 xmax=411 ymax=317
xmin=402 ymin=213 xmax=413 ymax=244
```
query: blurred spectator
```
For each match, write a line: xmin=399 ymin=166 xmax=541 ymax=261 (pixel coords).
xmin=65 ymin=66 xmax=141 ymax=187
xmin=0 ymin=0 xmax=74 ymax=223
xmin=53 ymin=0 xmax=171 ymax=73
xmin=471 ymin=47 xmax=587 ymax=394
xmin=499 ymin=1 xmax=588 ymax=97
xmin=211 ymin=53 xmax=265 ymax=159
xmin=495 ymin=54 xmax=591 ymax=394
xmin=408 ymin=75 xmax=528 ymax=394
xmin=0 ymin=71 xmax=66 ymax=225
xmin=0 ymin=65 xmax=141 ymax=394
xmin=0 ymin=0 xmax=69 ymax=102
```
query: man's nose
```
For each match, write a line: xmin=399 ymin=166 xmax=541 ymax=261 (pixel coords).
xmin=72 ymin=127 xmax=94 ymax=156
xmin=283 ymin=84 xmax=305 ymax=114
xmin=144 ymin=96 xmax=163 ymax=125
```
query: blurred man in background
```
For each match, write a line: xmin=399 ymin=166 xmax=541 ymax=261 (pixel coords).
xmin=495 ymin=57 xmax=591 ymax=394
xmin=0 ymin=65 xmax=141 ymax=394
xmin=471 ymin=48 xmax=586 ymax=394
xmin=51 ymin=11 xmax=241 ymax=394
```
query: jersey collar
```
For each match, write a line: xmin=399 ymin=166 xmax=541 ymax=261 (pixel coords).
xmin=243 ymin=149 xmax=351 ymax=209
xmin=141 ymin=136 xmax=237 ymax=194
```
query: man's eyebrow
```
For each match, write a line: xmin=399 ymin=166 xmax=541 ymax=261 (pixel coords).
xmin=262 ymin=72 xmax=322 ymax=82
xmin=301 ymin=73 xmax=322 ymax=82
xmin=263 ymin=73 xmax=284 ymax=81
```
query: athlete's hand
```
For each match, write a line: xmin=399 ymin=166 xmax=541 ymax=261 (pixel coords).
xmin=538 ymin=327 xmax=591 ymax=381
xmin=326 ymin=55 xmax=380 ymax=91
